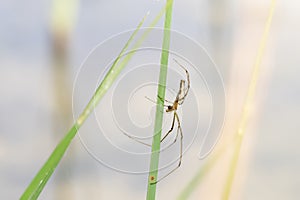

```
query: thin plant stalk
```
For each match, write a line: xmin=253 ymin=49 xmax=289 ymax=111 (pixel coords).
xmin=176 ymin=1 xmax=276 ymax=199
xmin=222 ymin=1 xmax=276 ymax=199
xmin=20 ymin=9 xmax=167 ymax=199
xmin=146 ymin=0 xmax=174 ymax=199
xmin=50 ymin=0 xmax=78 ymax=199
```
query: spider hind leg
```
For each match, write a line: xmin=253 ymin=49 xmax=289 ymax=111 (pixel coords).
xmin=152 ymin=112 xmax=183 ymax=184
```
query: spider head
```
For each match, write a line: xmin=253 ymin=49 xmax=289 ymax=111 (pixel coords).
xmin=166 ymin=105 xmax=173 ymax=112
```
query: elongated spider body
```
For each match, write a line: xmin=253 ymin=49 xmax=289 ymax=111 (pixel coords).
xmin=121 ymin=59 xmax=190 ymax=184
xmin=152 ymin=59 xmax=190 ymax=184
xmin=166 ymin=79 xmax=186 ymax=112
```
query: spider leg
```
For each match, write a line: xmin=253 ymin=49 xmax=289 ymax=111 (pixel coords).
xmin=178 ymin=86 xmax=190 ymax=105
xmin=151 ymin=112 xmax=183 ymax=184
xmin=157 ymin=95 xmax=173 ymax=104
xmin=160 ymin=112 xmax=176 ymax=143
xmin=173 ymin=59 xmax=190 ymax=105
xmin=163 ymin=112 xmax=180 ymax=149
xmin=121 ymin=132 xmax=151 ymax=147
xmin=145 ymin=96 xmax=169 ymax=107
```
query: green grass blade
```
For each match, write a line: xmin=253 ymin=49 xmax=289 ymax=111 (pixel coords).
xmin=20 ymin=10 xmax=165 ymax=200
xmin=20 ymin=124 xmax=79 ymax=200
xmin=146 ymin=0 xmax=174 ymax=199
xmin=221 ymin=1 xmax=276 ymax=199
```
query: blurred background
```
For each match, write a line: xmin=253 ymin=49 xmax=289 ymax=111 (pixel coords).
xmin=1 ymin=0 xmax=299 ymax=199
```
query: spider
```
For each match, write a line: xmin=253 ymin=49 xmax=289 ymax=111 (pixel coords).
xmin=122 ymin=59 xmax=190 ymax=183
xmin=150 ymin=58 xmax=190 ymax=183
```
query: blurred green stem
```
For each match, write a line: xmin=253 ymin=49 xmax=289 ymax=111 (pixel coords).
xmin=50 ymin=0 xmax=78 ymax=199
xmin=221 ymin=1 xmax=276 ymax=199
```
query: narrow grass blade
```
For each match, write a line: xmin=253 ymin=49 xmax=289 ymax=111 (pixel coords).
xmin=146 ymin=0 xmax=174 ymax=200
xmin=222 ymin=1 xmax=276 ymax=199
xmin=20 ymin=10 xmax=164 ymax=200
